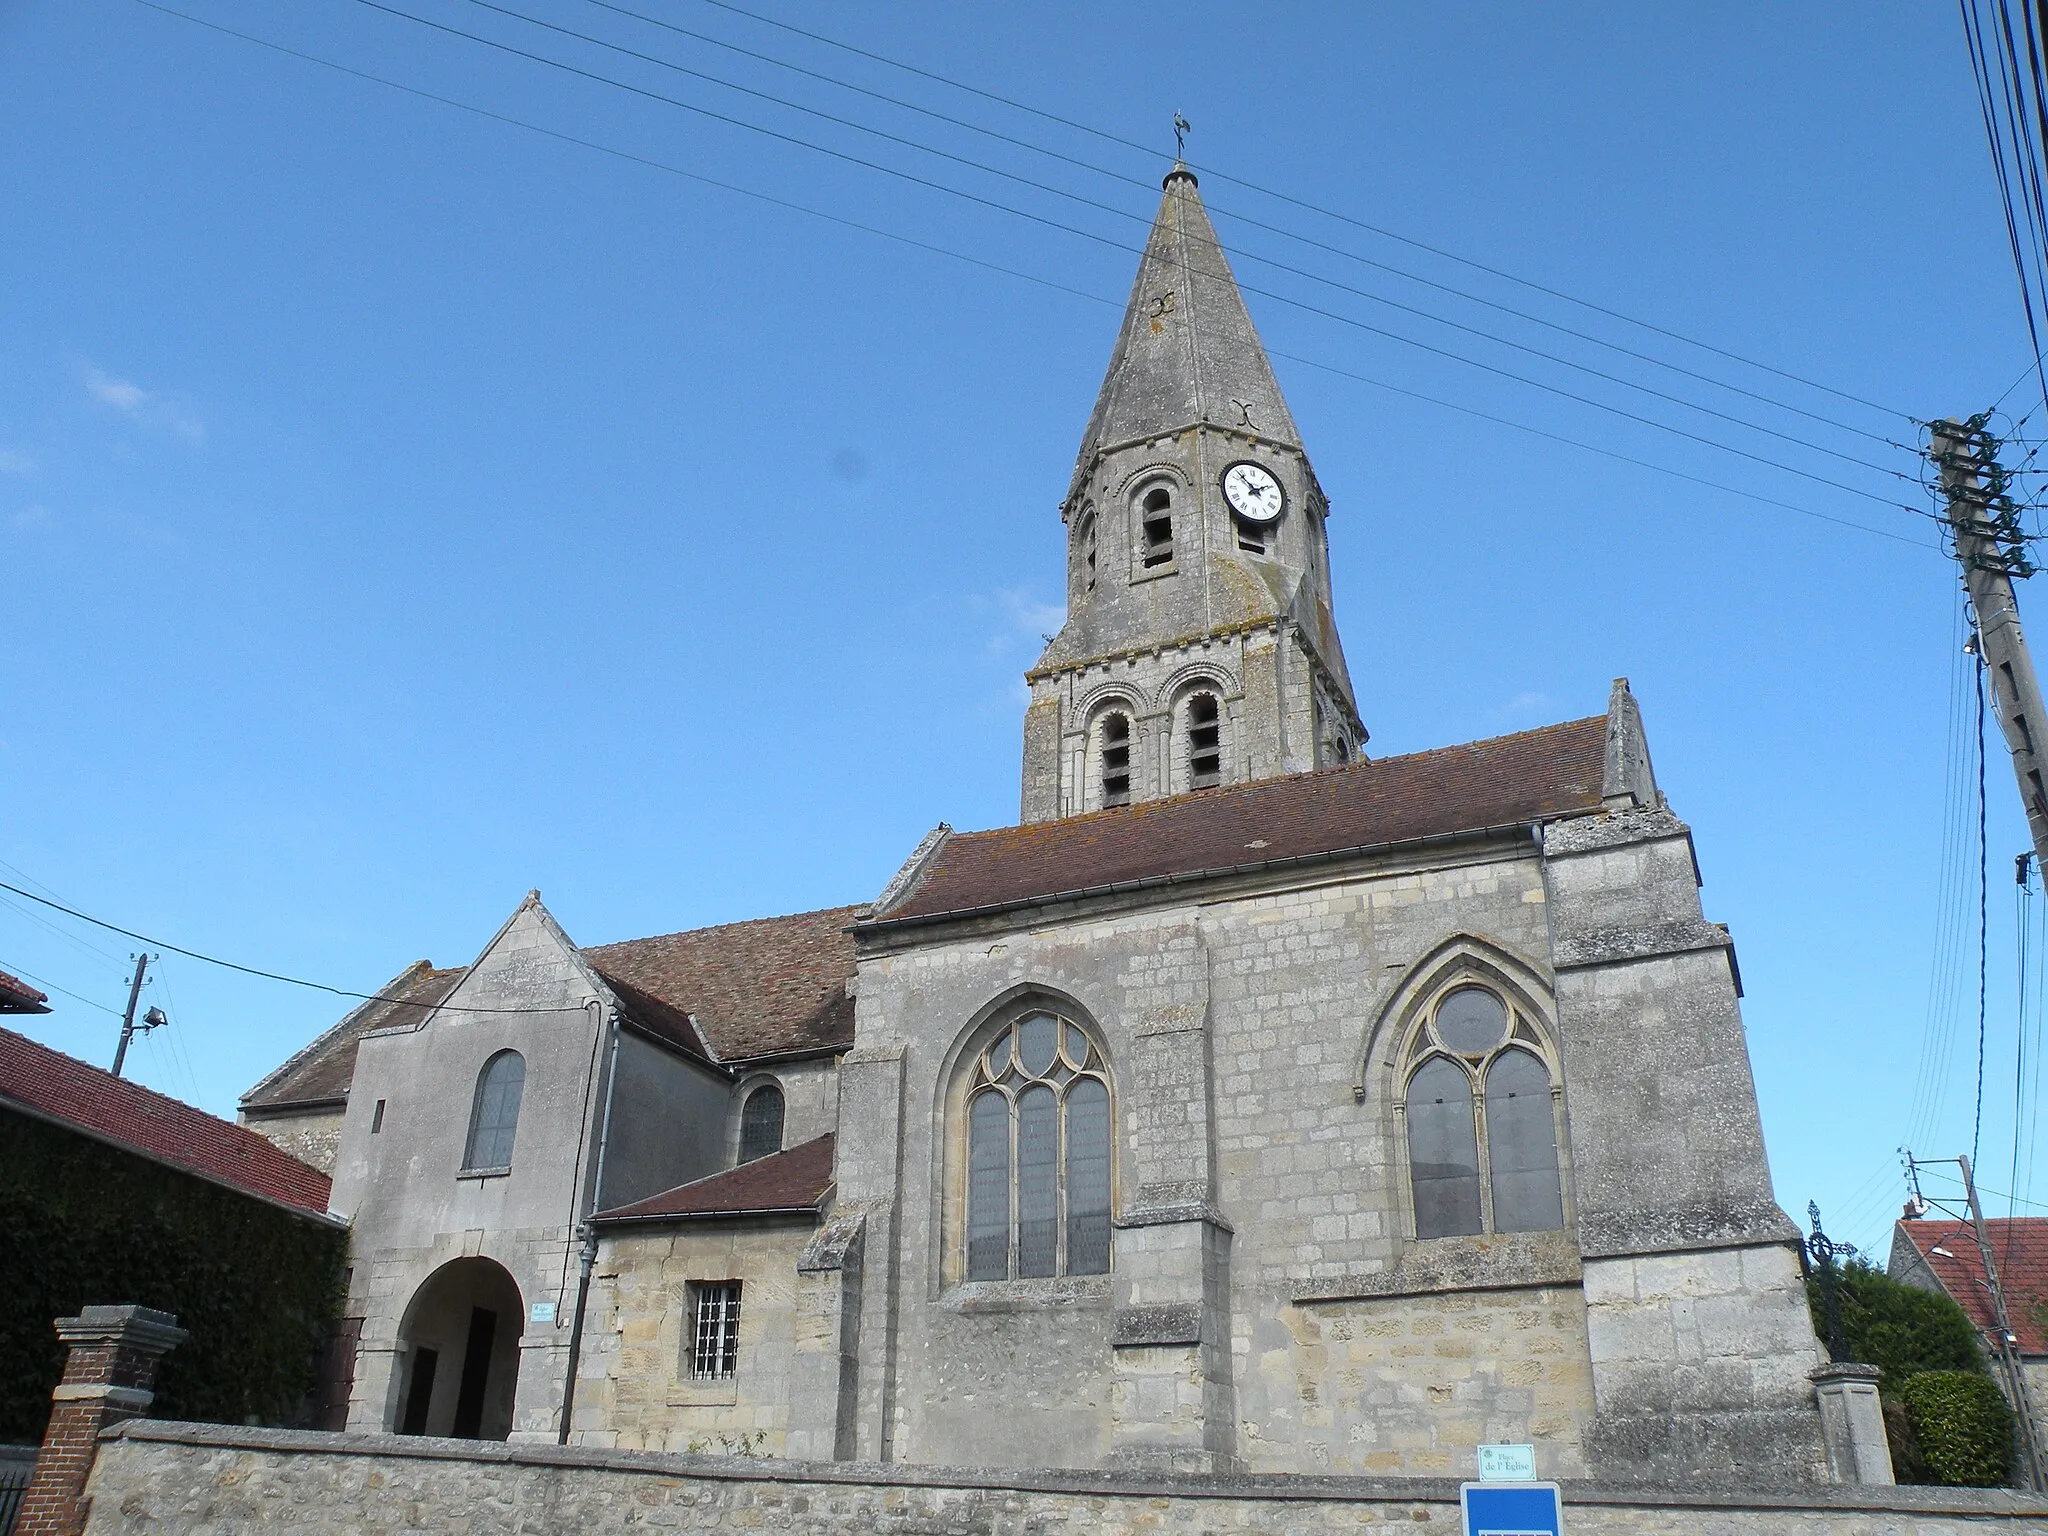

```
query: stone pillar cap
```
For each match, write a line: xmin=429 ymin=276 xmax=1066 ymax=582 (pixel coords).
xmin=55 ymin=1304 xmax=188 ymax=1353
xmin=1809 ymin=1360 xmax=1883 ymax=1384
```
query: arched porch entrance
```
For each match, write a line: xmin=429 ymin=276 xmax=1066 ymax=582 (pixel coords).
xmin=393 ymin=1257 xmax=523 ymax=1439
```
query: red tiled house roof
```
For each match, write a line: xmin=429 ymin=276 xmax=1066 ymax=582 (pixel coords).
xmin=0 ymin=968 xmax=51 ymax=1014
xmin=1895 ymin=1217 xmax=2048 ymax=1355
xmin=870 ymin=717 xmax=1610 ymax=925
xmin=594 ymin=1133 xmax=836 ymax=1224
xmin=1 ymin=1025 xmax=334 ymax=1218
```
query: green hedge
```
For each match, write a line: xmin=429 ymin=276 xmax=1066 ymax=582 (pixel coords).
xmin=1805 ymin=1257 xmax=1985 ymax=1389
xmin=0 ymin=1108 xmax=345 ymax=1443
xmin=1897 ymin=1370 xmax=2016 ymax=1487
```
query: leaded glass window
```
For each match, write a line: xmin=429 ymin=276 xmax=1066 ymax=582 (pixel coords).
xmin=738 ymin=1082 xmax=784 ymax=1164
xmin=964 ymin=1011 xmax=1113 ymax=1279
xmin=1402 ymin=984 xmax=1563 ymax=1240
xmin=462 ymin=1050 xmax=524 ymax=1172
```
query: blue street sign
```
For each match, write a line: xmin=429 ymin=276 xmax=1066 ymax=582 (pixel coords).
xmin=1459 ymin=1481 xmax=1563 ymax=1536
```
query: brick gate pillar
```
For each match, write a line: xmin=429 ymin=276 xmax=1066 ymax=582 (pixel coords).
xmin=16 ymin=1305 xmax=186 ymax=1536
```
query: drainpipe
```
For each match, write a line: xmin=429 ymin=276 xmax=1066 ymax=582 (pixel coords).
xmin=558 ymin=1006 xmax=621 ymax=1444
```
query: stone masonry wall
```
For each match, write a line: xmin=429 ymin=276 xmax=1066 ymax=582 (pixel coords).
xmin=1263 ymin=1284 xmax=1594 ymax=1478
xmin=574 ymin=1220 xmax=813 ymax=1456
xmin=239 ymin=1107 xmax=344 ymax=1175
xmin=76 ymin=1422 xmax=2048 ymax=1535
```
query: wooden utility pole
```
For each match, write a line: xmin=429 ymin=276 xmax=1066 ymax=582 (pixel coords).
xmin=110 ymin=952 xmax=150 ymax=1078
xmin=1956 ymin=1154 xmax=2047 ymax=1491
xmin=1932 ymin=419 xmax=2048 ymax=876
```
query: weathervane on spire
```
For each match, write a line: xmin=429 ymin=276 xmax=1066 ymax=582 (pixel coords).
xmin=1173 ymin=112 xmax=1191 ymax=160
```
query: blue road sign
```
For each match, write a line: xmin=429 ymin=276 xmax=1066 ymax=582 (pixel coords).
xmin=1459 ymin=1481 xmax=1563 ymax=1536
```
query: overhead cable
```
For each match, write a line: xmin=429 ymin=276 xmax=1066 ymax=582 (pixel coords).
xmin=687 ymin=0 xmax=1913 ymax=420
xmin=135 ymin=0 xmax=1932 ymax=548
xmin=334 ymin=0 xmax=1927 ymax=512
xmin=567 ymin=0 xmax=1903 ymax=447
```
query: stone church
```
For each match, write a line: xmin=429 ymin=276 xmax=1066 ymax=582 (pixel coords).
xmin=240 ymin=166 xmax=1830 ymax=1485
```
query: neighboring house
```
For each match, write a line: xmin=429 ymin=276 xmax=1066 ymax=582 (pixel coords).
xmin=243 ymin=165 xmax=1832 ymax=1485
xmin=0 ymin=969 xmax=51 ymax=1015
xmin=1890 ymin=1215 xmax=2048 ymax=1459
xmin=0 ymin=1026 xmax=343 ymax=1441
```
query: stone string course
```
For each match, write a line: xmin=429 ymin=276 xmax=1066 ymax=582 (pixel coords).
xmin=77 ymin=1422 xmax=2048 ymax=1535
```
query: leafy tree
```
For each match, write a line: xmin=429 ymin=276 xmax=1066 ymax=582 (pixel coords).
xmin=1897 ymin=1371 xmax=2016 ymax=1487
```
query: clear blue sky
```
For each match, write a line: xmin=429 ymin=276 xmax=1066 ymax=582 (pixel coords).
xmin=2 ymin=0 xmax=2041 ymax=1253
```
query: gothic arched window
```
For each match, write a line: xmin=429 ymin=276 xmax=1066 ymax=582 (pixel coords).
xmin=1402 ymin=985 xmax=1563 ymax=1239
xmin=1097 ymin=711 xmax=1133 ymax=809
xmin=738 ymin=1082 xmax=784 ymax=1164
xmin=462 ymin=1050 xmax=525 ymax=1172
xmin=1185 ymin=690 xmax=1223 ymax=789
xmin=964 ymin=1010 xmax=1112 ymax=1280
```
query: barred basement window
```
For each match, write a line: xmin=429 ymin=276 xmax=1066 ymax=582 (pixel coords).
xmin=461 ymin=1050 xmax=524 ymax=1172
xmin=965 ymin=1011 xmax=1112 ymax=1280
xmin=1139 ymin=486 xmax=1174 ymax=568
xmin=1099 ymin=712 xmax=1132 ymax=808
xmin=688 ymin=1281 xmax=742 ymax=1380
xmin=1186 ymin=692 xmax=1222 ymax=788
xmin=738 ymin=1082 xmax=784 ymax=1164
xmin=1403 ymin=986 xmax=1564 ymax=1240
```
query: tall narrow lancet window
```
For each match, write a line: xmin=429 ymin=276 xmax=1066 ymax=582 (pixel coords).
xmin=1139 ymin=486 xmax=1174 ymax=568
xmin=1076 ymin=510 xmax=1098 ymax=595
xmin=738 ymin=1082 xmax=785 ymax=1164
xmin=1407 ymin=1058 xmax=1481 ymax=1238
xmin=1187 ymin=692 xmax=1222 ymax=789
xmin=1099 ymin=712 xmax=1133 ymax=808
xmin=463 ymin=1050 xmax=525 ymax=1172
xmin=1402 ymin=984 xmax=1564 ymax=1239
xmin=1485 ymin=1050 xmax=1564 ymax=1232
xmin=963 ymin=1010 xmax=1113 ymax=1280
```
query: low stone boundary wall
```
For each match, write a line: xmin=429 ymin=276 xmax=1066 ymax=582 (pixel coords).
xmin=80 ymin=1421 xmax=2048 ymax=1535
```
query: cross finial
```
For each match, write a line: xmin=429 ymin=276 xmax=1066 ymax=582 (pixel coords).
xmin=1173 ymin=112 xmax=1191 ymax=159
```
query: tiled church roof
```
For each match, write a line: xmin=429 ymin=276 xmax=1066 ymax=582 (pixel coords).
xmin=594 ymin=1133 xmax=836 ymax=1224
xmin=1 ymin=1025 xmax=333 ymax=1217
xmin=586 ymin=906 xmax=861 ymax=1063
xmin=1896 ymin=1216 xmax=2048 ymax=1355
xmin=871 ymin=716 xmax=1610 ymax=924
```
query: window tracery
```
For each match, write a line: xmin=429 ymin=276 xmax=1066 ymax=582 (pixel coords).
xmin=1401 ymin=984 xmax=1564 ymax=1239
xmin=963 ymin=1010 xmax=1112 ymax=1280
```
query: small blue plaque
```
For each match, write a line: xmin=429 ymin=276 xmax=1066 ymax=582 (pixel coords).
xmin=1460 ymin=1481 xmax=1562 ymax=1536
xmin=529 ymin=1301 xmax=557 ymax=1326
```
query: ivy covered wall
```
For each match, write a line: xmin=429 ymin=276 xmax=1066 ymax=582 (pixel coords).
xmin=0 ymin=1108 xmax=345 ymax=1443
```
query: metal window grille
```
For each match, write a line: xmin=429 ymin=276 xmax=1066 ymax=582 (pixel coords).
xmin=691 ymin=1282 xmax=742 ymax=1380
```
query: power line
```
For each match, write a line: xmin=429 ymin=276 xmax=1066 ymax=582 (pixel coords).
xmin=395 ymin=0 xmax=1916 ymax=487
xmin=0 ymin=877 xmax=566 ymax=1016
xmin=334 ymin=0 xmax=1926 ymax=513
xmin=568 ymin=0 xmax=1905 ymax=448
xmin=0 ymin=961 xmax=124 ymax=1018
xmin=687 ymin=0 xmax=1914 ymax=421
xmin=133 ymin=0 xmax=1934 ymax=549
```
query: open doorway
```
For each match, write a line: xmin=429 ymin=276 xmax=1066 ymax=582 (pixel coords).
xmin=393 ymin=1257 xmax=523 ymax=1439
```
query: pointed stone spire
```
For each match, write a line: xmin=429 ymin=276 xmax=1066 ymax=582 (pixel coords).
xmin=1066 ymin=167 xmax=1301 ymax=507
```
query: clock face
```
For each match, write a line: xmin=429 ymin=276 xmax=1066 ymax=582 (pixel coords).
xmin=1222 ymin=460 xmax=1285 ymax=524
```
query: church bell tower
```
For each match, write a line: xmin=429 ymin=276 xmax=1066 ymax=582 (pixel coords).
xmin=1020 ymin=166 xmax=1364 ymax=823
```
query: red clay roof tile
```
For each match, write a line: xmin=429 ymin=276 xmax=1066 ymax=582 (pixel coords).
xmin=0 ymin=968 xmax=51 ymax=1014
xmin=1898 ymin=1217 xmax=2048 ymax=1354
xmin=1 ymin=1025 xmax=333 ymax=1217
